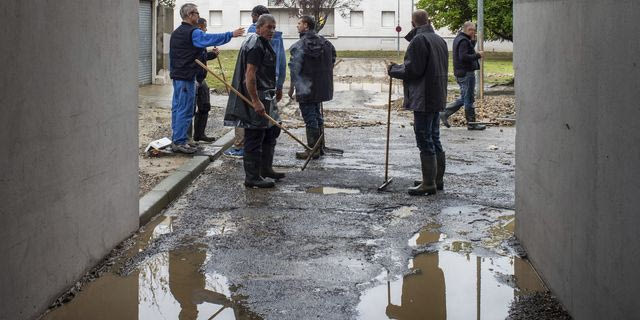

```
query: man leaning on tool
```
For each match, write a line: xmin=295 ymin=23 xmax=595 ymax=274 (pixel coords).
xmin=224 ymin=14 xmax=285 ymax=188
xmin=169 ymin=3 xmax=244 ymax=154
xmin=388 ymin=10 xmax=449 ymax=196
xmin=288 ymin=15 xmax=336 ymax=160
xmin=440 ymin=21 xmax=486 ymax=131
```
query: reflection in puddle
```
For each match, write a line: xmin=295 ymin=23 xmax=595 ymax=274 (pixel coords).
xmin=43 ymin=216 xmax=260 ymax=320
xmin=357 ymin=252 xmax=545 ymax=320
xmin=306 ymin=187 xmax=361 ymax=195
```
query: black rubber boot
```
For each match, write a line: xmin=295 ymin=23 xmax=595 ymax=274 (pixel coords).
xmin=440 ymin=107 xmax=455 ymax=128
xmin=414 ymin=151 xmax=446 ymax=190
xmin=436 ymin=151 xmax=446 ymax=190
xmin=408 ymin=153 xmax=437 ymax=196
xmin=243 ymin=152 xmax=275 ymax=188
xmin=295 ymin=127 xmax=321 ymax=160
xmin=466 ymin=109 xmax=486 ymax=131
xmin=261 ymin=144 xmax=285 ymax=181
xmin=193 ymin=113 xmax=216 ymax=142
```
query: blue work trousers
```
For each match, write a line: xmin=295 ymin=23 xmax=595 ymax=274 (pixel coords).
xmin=171 ymin=79 xmax=196 ymax=145
xmin=413 ymin=111 xmax=443 ymax=155
xmin=448 ymin=72 xmax=476 ymax=114
xmin=299 ymin=102 xmax=324 ymax=129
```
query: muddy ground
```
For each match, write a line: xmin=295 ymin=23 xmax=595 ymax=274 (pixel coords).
xmin=43 ymin=73 xmax=570 ymax=319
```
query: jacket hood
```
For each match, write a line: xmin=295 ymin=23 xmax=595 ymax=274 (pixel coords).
xmin=300 ymin=31 xmax=324 ymax=58
xmin=404 ymin=24 xmax=435 ymax=42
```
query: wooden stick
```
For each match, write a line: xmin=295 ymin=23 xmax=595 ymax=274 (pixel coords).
xmin=215 ymin=50 xmax=229 ymax=94
xmin=301 ymin=133 xmax=324 ymax=172
xmin=195 ymin=59 xmax=311 ymax=151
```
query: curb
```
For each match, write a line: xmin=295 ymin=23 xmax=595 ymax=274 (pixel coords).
xmin=138 ymin=129 xmax=236 ymax=225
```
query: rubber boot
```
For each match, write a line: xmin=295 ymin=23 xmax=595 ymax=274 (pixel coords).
xmin=243 ymin=152 xmax=275 ymax=188
xmin=261 ymin=144 xmax=285 ymax=181
xmin=414 ymin=151 xmax=446 ymax=190
xmin=193 ymin=112 xmax=216 ymax=142
xmin=295 ymin=127 xmax=321 ymax=160
xmin=440 ymin=107 xmax=455 ymax=128
xmin=408 ymin=153 xmax=437 ymax=196
xmin=436 ymin=151 xmax=445 ymax=190
xmin=466 ymin=109 xmax=486 ymax=131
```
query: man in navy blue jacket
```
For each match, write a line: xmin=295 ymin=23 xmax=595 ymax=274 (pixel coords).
xmin=440 ymin=21 xmax=486 ymax=131
xmin=170 ymin=3 xmax=244 ymax=154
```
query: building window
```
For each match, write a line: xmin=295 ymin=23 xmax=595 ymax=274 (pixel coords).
xmin=381 ymin=11 xmax=395 ymax=27
xmin=240 ymin=10 xmax=252 ymax=27
xmin=209 ymin=10 xmax=222 ymax=26
xmin=350 ymin=11 xmax=363 ymax=27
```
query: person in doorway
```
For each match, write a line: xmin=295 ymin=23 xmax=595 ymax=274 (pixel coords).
xmin=440 ymin=21 xmax=486 ymax=131
xmin=223 ymin=14 xmax=285 ymax=188
xmin=224 ymin=5 xmax=287 ymax=158
xmin=288 ymin=15 xmax=336 ymax=160
xmin=388 ymin=10 xmax=449 ymax=196
xmin=190 ymin=18 xmax=219 ymax=143
xmin=169 ymin=3 xmax=244 ymax=154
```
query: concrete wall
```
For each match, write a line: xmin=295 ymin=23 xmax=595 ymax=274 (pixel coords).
xmin=0 ymin=1 xmax=139 ymax=320
xmin=514 ymin=0 xmax=640 ymax=319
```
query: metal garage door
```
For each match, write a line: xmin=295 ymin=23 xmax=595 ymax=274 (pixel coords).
xmin=138 ymin=0 xmax=152 ymax=85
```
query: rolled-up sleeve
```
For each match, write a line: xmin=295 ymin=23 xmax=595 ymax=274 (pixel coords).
xmin=192 ymin=29 xmax=233 ymax=48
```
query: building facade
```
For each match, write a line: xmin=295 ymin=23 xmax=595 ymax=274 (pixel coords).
xmin=174 ymin=0 xmax=512 ymax=52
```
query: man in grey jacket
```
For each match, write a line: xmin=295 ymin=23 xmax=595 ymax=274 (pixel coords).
xmin=388 ymin=10 xmax=449 ymax=196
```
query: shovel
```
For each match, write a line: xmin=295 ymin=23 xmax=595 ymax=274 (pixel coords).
xmin=378 ymin=77 xmax=394 ymax=191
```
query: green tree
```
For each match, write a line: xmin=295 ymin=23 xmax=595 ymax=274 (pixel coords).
xmin=417 ymin=0 xmax=512 ymax=42
xmin=272 ymin=0 xmax=362 ymax=32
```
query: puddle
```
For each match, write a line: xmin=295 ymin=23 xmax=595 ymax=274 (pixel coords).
xmin=357 ymin=252 xmax=545 ymax=320
xmin=408 ymin=224 xmax=443 ymax=248
xmin=43 ymin=216 xmax=260 ymax=320
xmin=306 ymin=187 xmax=361 ymax=195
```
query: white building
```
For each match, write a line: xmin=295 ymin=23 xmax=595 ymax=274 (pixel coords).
xmin=173 ymin=0 xmax=512 ymax=52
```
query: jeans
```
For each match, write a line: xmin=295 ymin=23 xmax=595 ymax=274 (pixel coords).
xmin=299 ymin=102 xmax=324 ymax=129
xmin=244 ymin=126 xmax=281 ymax=154
xmin=171 ymin=79 xmax=196 ymax=145
xmin=413 ymin=111 xmax=443 ymax=155
xmin=447 ymin=72 xmax=476 ymax=115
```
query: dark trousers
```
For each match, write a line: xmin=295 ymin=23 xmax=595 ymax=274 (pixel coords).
xmin=299 ymin=102 xmax=324 ymax=129
xmin=413 ymin=111 xmax=443 ymax=155
xmin=244 ymin=126 xmax=281 ymax=154
xmin=447 ymin=71 xmax=476 ymax=115
xmin=196 ymin=81 xmax=211 ymax=114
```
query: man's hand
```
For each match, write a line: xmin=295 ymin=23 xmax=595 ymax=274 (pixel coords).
xmin=276 ymin=89 xmax=283 ymax=102
xmin=232 ymin=27 xmax=245 ymax=37
xmin=253 ymin=100 xmax=266 ymax=117
xmin=477 ymin=51 xmax=484 ymax=58
xmin=387 ymin=62 xmax=397 ymax=75
xmin=211 ymin=47 xmax=220 ymax=55
xmin=288 ymin=86 xmax=295 ymax=100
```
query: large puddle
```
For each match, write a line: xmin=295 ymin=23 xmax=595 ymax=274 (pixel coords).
xmin=42 ymin=216 xmax=259 ymax=320
xmin=357 ymin=225 xmax=545 ymax=320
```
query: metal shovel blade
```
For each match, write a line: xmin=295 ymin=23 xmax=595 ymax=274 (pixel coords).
xmin=377 ymin=178 xmax=394 ymax=191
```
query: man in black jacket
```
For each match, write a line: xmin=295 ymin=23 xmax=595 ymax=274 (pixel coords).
xmin=440 ymin=21 xmax=486 ymax=131
xmin=192 ymin=18 xmax=218 ymax=143
xmin=388 ymin=10 xmax=449 ymax=196
xmin=288 ymin=15 xmax=336 ymax=160
xmin=223 ymin=14 xmax=284 ymax=188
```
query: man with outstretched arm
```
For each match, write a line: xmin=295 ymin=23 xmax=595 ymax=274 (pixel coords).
xmin=169 ymin=3 xmax=244 ymax=154
xmin=223 ymin=15 xmax=285 ymax=188
xmin=388 ymin=10 xmax=449 ymax=196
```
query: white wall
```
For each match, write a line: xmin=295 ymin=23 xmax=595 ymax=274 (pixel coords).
xmin=173 ymin=0 xmax=512 ymax=51
xmin=0 ymin=1 xmax=139 ymax=319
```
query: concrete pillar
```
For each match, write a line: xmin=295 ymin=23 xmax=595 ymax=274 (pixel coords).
xmin=514 ymin=0 xmax=640 ymax=319
xmin=0 ymin=1 xmax=139 ymax=319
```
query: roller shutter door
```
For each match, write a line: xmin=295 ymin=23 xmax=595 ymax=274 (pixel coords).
xmin=138 ymin=1 xmax=152 ymax=85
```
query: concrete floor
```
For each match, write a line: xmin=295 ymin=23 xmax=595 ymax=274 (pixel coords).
xmin=42 ymin=109 xmax=548 ymax=319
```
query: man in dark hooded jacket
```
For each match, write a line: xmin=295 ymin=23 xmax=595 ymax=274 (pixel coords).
xmin=288 ymin=15 xmax=336 ymax=160
xmin=388 ymin=10 xmax=448 ymax=196
xmin=224 ymin=14 xmax=284 ymax=188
